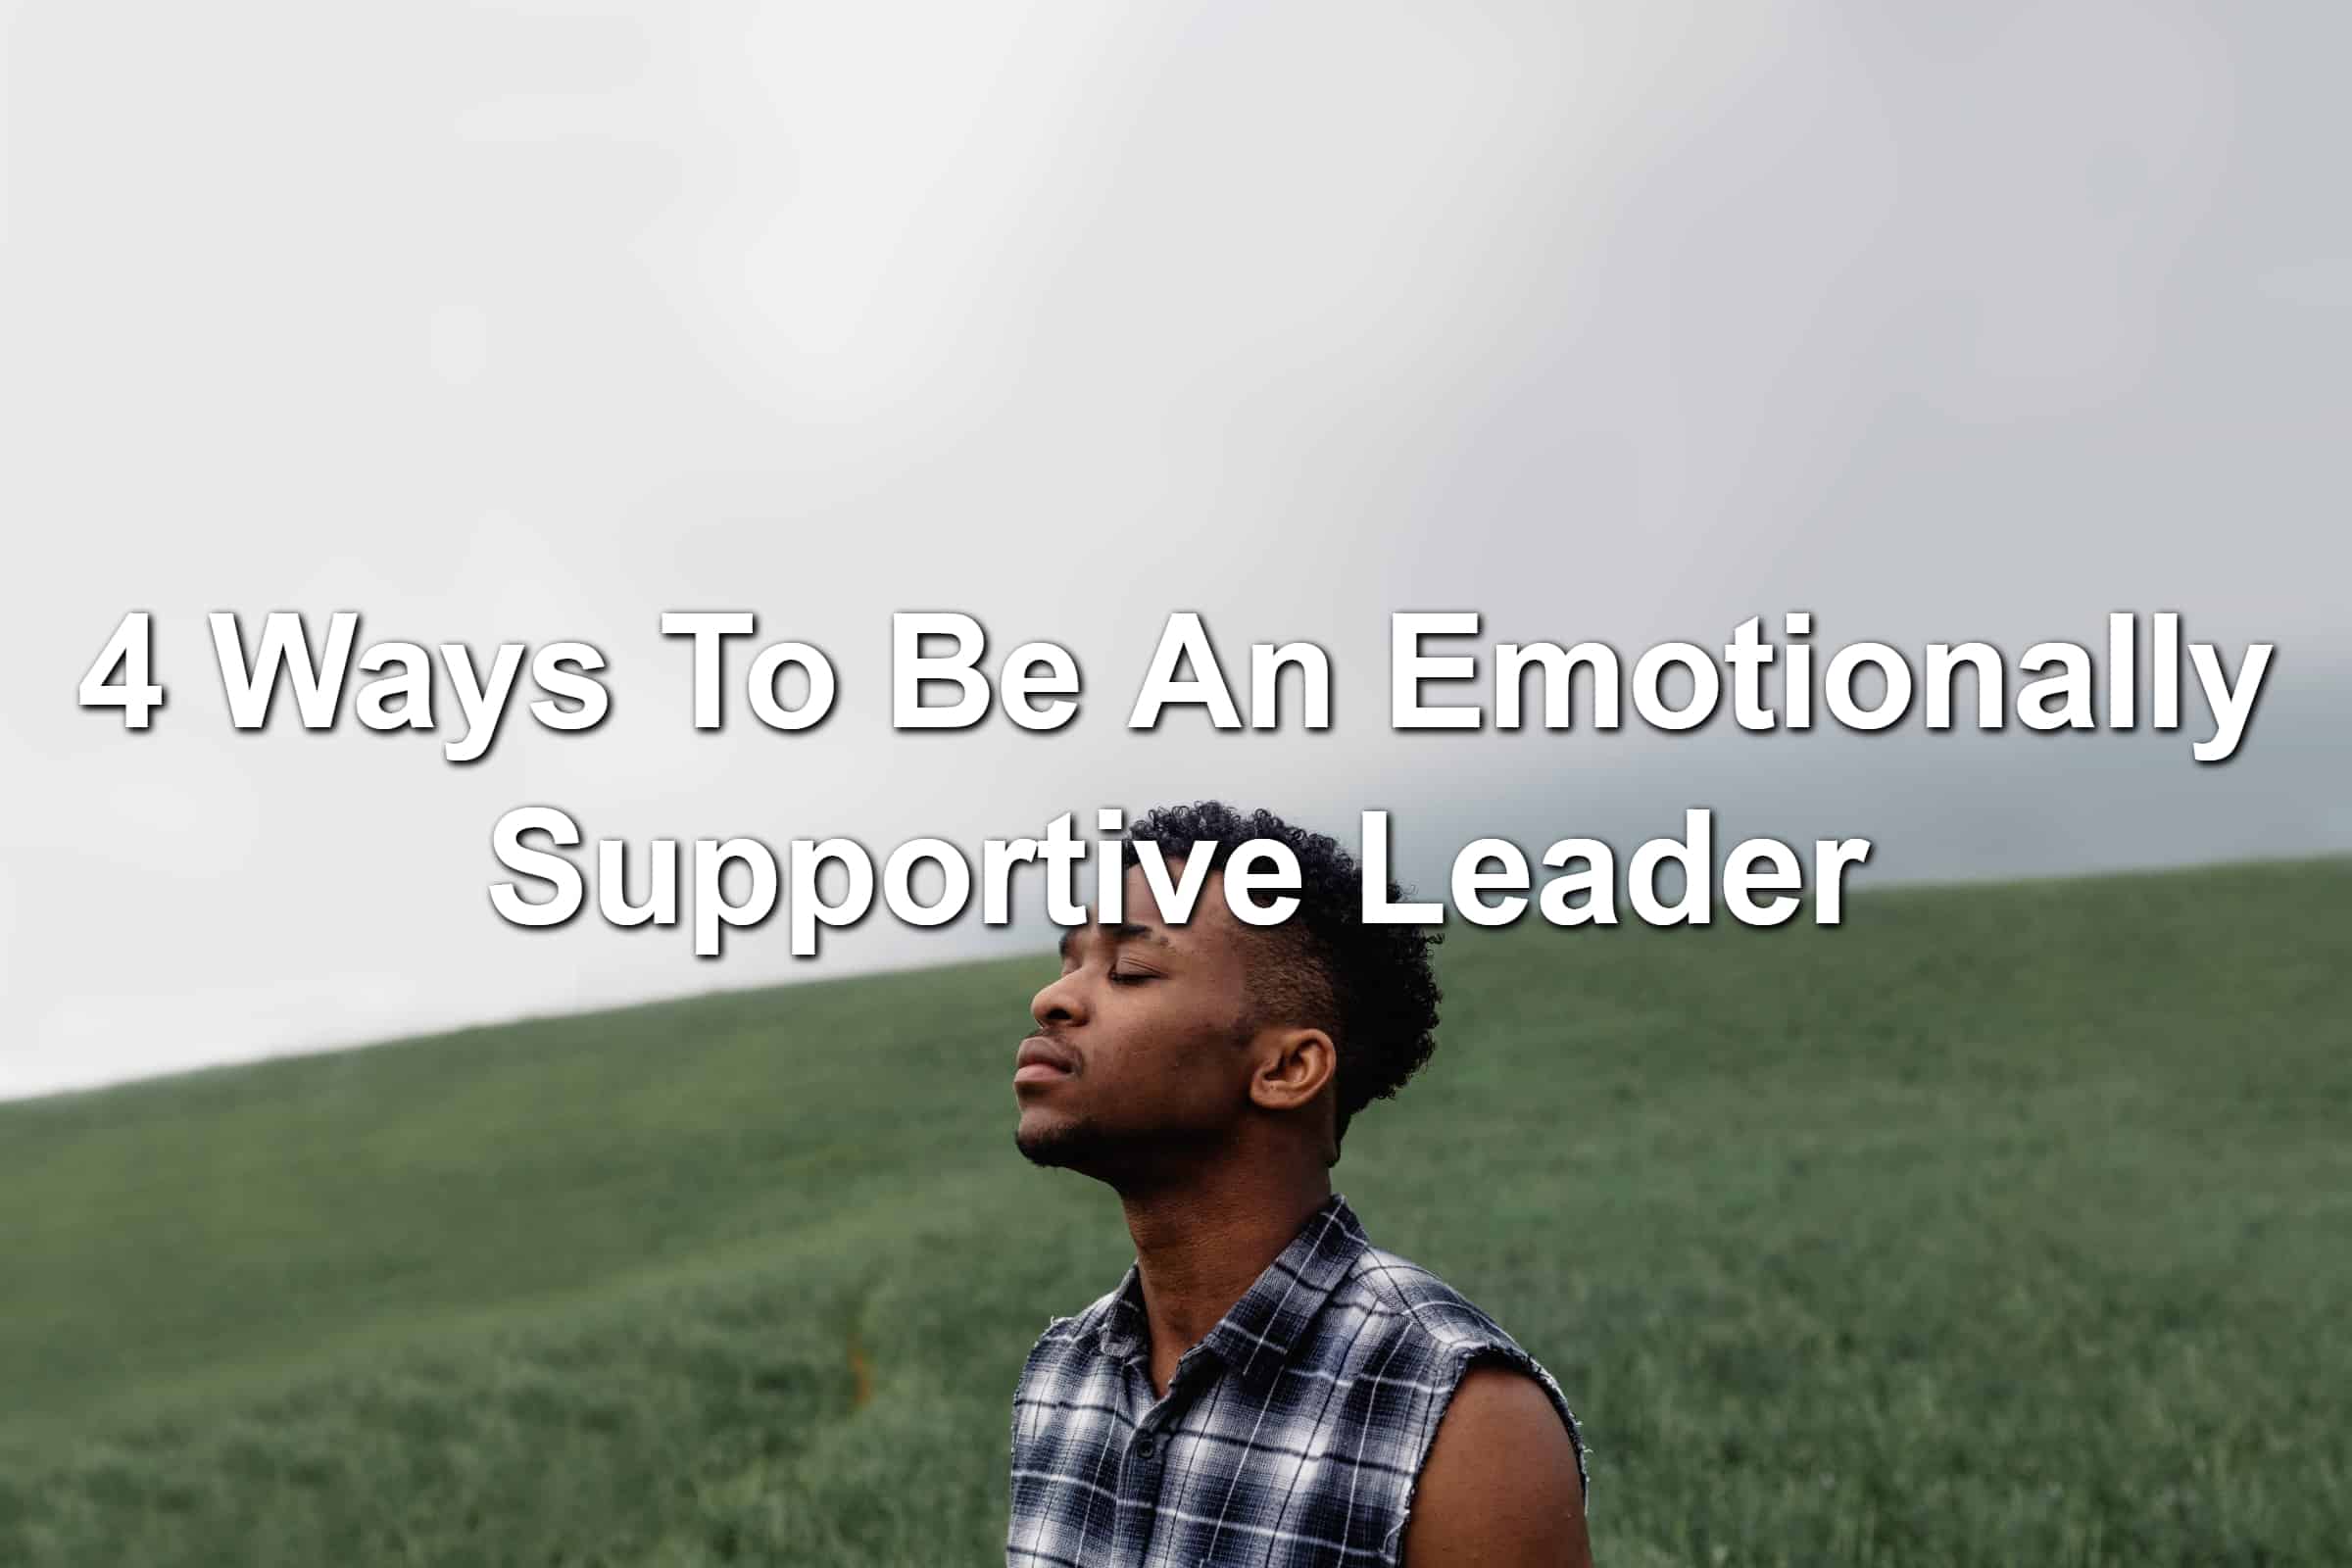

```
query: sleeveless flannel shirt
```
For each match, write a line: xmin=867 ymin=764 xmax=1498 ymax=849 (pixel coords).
xmin=1005 ymin=1193 xmax=1587 ymax=1566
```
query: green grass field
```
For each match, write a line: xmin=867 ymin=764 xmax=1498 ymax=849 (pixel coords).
xmin=3 ymin=858 xmax=2346 ymax=1566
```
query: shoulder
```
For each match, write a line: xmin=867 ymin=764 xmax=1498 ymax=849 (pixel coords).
xmin=1339 ymin=1245 xmax=1590 ymax=1495
xmin=1347 ymin=1246 xmax=1574 ymax=1404
xmin=1347 ymin=1245 xmax=1527 ymax=1352
xmin=1018 ymin=1280 xmax=1125 ymax=1368
xmin=1007 ymin=1280 xmax=1134 ymax=1461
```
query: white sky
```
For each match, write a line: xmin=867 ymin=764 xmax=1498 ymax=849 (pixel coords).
xmin=4 ymin=2 xmax=2347 ymax=1099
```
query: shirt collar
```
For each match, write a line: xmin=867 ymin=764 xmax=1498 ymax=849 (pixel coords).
xmin=1093 ymin=1191 xmax=1370 ymax=1395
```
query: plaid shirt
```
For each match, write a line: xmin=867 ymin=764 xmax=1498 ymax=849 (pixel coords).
xmin=1006 ymin=1193 xmax=1586 ymax=1566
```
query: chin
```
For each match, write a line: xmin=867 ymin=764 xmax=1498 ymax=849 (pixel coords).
xmin=1013 ymin=1111 xmax=1093 ymax=1170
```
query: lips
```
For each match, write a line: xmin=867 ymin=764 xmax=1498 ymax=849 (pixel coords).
xmin=1014 ymin=1034 xmax=1079 ymax=1086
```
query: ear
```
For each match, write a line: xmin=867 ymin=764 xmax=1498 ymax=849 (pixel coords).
xmin=1248 ymin=1027 xmax=1337 ymax=1114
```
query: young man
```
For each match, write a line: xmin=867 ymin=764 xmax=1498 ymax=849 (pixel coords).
xmin=1006 ymin=801 xmax=1592 ymax=1567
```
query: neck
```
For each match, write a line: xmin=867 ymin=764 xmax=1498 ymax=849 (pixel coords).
xmin=1116 ymin=1149 xmax=1332 ymax=1392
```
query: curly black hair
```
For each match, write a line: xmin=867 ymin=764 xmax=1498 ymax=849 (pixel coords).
xmin=1120 ymin=801 xmax=1443 ymax=1149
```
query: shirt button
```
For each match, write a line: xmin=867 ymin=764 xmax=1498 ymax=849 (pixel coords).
xmin=1135 ymin=1433 xmax=1158 ymax=1459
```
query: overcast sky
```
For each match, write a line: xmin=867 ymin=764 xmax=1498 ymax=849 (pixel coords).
xmin=4 ymin=1 xmax=2346 ymax=1100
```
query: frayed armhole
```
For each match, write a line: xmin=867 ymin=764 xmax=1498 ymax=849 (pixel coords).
xmin=1379 ymin=1343 xmax=1591 ymax=1566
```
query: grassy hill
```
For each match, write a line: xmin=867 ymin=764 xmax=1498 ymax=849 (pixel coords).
xmin=3 ymin=858 xmax=2347 ymax=1566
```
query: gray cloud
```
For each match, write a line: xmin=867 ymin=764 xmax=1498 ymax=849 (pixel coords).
xmin=3 ymin=1 xmax=2343 ymax=1098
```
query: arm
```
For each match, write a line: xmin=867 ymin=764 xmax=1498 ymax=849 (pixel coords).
xmin=1398 ymin=1363 xmax=1592 ymax=1567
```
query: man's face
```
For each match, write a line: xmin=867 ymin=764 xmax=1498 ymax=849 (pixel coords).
xmin=1014 ymin=859 xmax=1261 ymax=1182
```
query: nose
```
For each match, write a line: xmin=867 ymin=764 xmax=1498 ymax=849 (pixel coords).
xmin=1031 ymin=966 xmax=1088 ymax=1031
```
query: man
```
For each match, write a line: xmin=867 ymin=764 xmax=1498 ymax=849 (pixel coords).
xmin=1007 ymin=801 xmax=1592 ymax=1566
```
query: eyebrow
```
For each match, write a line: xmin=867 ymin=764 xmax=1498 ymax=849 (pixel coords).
xmin=1057 ymin=922 xmax=1174 ymax=961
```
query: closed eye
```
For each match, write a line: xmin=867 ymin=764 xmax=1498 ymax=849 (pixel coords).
xmin=1106 ymin=969 xmax=1157 ymax=985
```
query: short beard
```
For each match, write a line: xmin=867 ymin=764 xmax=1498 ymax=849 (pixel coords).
xmin=1013 ymin=1114 xmax=1114 ymax=1173
xmin=1014 ymin=1114 xmax=1231 ymax=1193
